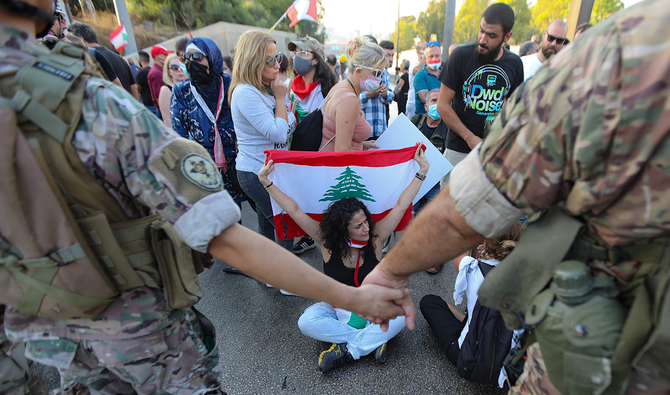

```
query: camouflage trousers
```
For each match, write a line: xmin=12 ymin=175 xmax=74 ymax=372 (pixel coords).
xmin=1 ymin=324 xmax=47 ymax=395
xmin=23 ymin=309 xmax=223 ymax=395
xmin=508 ymin=342 xmax=561 ymax=395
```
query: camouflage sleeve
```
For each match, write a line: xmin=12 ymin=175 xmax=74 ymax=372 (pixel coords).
xmin=75 ymin=79 xmax=240 ymax=252
xmin=450 ymin=19 xmax=622 ymax=237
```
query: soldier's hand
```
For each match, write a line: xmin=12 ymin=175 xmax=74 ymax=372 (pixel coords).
xmin=360 ymin=266 xmax=415 ymax=331
xmin=347 ymin=284 xmax=409 ymax=331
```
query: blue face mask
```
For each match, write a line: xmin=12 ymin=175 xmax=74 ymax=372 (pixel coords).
xmin=180 ymin=63 xmax=189 ymax=77
xmin=428 ymin=104 xmax=440 ymax=120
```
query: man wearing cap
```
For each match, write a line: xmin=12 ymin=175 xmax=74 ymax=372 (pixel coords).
xmin=41 ymin=0 xmax=66 ymax=50
xmin=148 ymin=45 xmax=172 ymax=109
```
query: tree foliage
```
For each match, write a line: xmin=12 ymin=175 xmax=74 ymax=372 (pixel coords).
xmin=590 ymin=0 xmax=624 ymax=24
xmin=390 ymin=16 xmax=418 ymax=53
xmin=531 ymin=0 xmax=570 ymax=31
xmin=415 ymin=0 xmax=446 ymax=42
xmin=500 ymin=0 xmax=535 ymax=44
xmin=453 ymin=0 xmax=490 ymax=44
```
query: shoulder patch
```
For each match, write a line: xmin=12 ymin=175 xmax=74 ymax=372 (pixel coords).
xmin=181 ymin=154 xmax=223 ymax=191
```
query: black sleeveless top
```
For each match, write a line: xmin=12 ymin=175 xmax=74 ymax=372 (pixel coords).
xmin=324 ymin=247 xmax=379 ymax=287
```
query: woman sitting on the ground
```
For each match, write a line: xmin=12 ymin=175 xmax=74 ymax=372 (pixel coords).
xmin=420 ymin=222 xmax=523 ymax=388
xmin=258 ymin=145 xmax=429 ymax=372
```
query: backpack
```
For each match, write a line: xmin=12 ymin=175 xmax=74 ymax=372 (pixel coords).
xmin=456 ymin=261 xmax=515 ymax=385
xmin=289 ymin=104 xmax=324 ymax=151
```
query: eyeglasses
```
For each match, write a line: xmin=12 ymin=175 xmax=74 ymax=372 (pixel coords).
xmin=181 ymin=52 xmax=205 ymax=62
xmin=356 ymin=65 xmax=383 ymax=79
xmin=427 ymin=41 xmax=441 ymax=47
xmin=291 ymin=50 xmax=311 ymax=58
xmin=265 ymin=53 xmax=283 ymax=66
xmin=545 ymin=32 xmax=569 ymax=45
xmin=169 ymin=64 xmax=181 ymax=71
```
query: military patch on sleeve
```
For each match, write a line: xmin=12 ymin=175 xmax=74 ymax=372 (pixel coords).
xmin=181 ymin=154 xmax=223 ymax=191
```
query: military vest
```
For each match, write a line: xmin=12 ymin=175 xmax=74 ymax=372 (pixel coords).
xmin=0 ymin=41 xmax=206 ymax=319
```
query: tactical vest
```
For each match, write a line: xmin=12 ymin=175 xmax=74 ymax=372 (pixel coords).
xmin=478 ymin=208 xmax=670 ymax=394
xmin=0 ymin=42 xmax=206 ymax=319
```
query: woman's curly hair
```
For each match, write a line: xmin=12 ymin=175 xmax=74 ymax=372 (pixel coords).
xmin=318 ymin=198 xmax=378 ymax=260
xmin=476 ymin=221 xmax=522 ymax=261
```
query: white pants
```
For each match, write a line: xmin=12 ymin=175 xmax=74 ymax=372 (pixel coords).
xmin=297 ymin=302 xmax=406 ymax=359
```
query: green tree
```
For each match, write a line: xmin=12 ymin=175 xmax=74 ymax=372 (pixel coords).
xmin=319 ymin=167 xmax=375 ymax=202
xmin=500 ymin=0 xmax=535 ymax=44
xmin=590 ymin=0 xmax=624 ymax=24
xmin=453 ymin=0 xmax=490 ymax=44
xmin=530 ymin=0 xmax=570 ymax=32
xmin=390 ymin=16 xmax=418 ymax=53
xmin=416 ymin=0 xmax=446 ymax=42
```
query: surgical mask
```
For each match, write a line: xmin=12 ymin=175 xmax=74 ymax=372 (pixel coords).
xmin=428 ymin=104 xmax=440 ymax=120
xmin=293 ymin=56 xmax=315 ymax=76
xmin=360 ymin=75 xmax=382 ymax=92
xmin=186 ymin=61 xmax=212 ymax=85
xmin=428 ymin=60 xmax=441 ymax=70
xmin=180 ymin=63 xmax=189 ymax=77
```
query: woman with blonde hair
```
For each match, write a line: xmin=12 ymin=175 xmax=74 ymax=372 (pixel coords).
xmin=231 ymin=30 xmax=295 ymax=251
xmin=319 ymin=36 xmax=387 ymax=152
xmin=158 ymin=53 xmax=186 ymax=127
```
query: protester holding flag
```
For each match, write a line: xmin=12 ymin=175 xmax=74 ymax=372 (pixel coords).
xmin=258 ymin=145 xmax=430 ymax=372
xmin=320 ymin=36 xmax=386 ymax=152
xmin=231 ymin=30 xmax=296 ymax=251
xmin=158 ymin=53 xmax=187 ymax=127
xmin=171 ymin=37 xmax=246 ymax=205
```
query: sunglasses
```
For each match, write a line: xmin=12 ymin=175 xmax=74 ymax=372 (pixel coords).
xmin=181 ymin=52 xmax=205 ymax=62
xmin=356 ymin=65 xmax=384 ymax=79
xmin=265 ymin=53 xmax=284 ymax=66
xmin=427 ymin=41 xmax=441 ymax=47
xmin=169 ymin=64 xmax=181 ymax=71
xmin=545 ymin=32 xmax=569 ymax=45
xmin=291 ymin=50 xmax=311 ymax=58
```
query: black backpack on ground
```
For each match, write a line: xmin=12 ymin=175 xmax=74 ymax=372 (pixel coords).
xmin=457 ymin=261 xmax=515 ymax=385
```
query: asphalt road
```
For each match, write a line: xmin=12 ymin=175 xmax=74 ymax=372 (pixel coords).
xmin=39 ymin=201 xmax=506 ymax=395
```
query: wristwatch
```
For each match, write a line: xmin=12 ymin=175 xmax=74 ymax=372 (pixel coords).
xmin=415 ymin=172 xmax=426 ymax=181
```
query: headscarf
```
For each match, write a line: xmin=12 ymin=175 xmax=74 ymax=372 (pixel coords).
xmin=186 ymin=37 xmax=224 ymax=115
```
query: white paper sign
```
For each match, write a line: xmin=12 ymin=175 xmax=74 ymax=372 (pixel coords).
xmin=372 ymin=114 xmax=453 ymax=204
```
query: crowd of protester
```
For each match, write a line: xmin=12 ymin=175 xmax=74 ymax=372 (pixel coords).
xmin=38 ymin=3 xmax=581 ymax=388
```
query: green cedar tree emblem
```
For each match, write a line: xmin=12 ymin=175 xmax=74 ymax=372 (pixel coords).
xmin=319 ymin=167 xmax=375 ymax=202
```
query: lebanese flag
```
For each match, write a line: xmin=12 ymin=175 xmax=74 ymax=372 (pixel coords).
xmin=265 ymin=145 xmax=423 ymax=241
xmin=110 ymin=24 xmax=128 ymax=52
xmin=286 ymin=0 xmax=318 ymax=28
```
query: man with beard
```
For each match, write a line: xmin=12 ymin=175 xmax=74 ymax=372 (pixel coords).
xmin=437 ymin=2 xmax=523 ymax=184
xmin=40 ymin=0 xmax=66 ymax=50
xmin=521 ymin=19 xmax=568 ymax=81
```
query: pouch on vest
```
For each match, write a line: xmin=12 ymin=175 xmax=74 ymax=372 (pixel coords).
xmin=150 ymin=219 xmax=204 ymax=310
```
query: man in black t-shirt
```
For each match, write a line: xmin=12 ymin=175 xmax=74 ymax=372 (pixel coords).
xmin=135 ymin=50 xmax=160 ymax=118
xmin=437 ymin=3 xmax=523 ymax=186
xmin=68 ymin=22 xmax=139 ymax=101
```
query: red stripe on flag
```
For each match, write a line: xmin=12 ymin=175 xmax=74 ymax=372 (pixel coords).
xmin=265 ymin=144 xmax=424 ymax=168
xmin=110 ymin=24 xmax=124 ymax=37
xmin=273 ymin=206 xmax=413 ymax=241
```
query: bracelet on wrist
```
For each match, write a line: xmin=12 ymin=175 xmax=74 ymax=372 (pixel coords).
xmin=415 ymin=172 xmax=426 ymax=181
xmin=264 ymin=181 xmax=273 ymax=189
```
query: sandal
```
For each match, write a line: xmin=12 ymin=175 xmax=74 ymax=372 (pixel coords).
xmin=426 ymin=264 xmax=443 ymax=274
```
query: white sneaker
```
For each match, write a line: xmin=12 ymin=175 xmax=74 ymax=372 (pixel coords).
xmin=280 ymin=289 xmax=298 ymax=296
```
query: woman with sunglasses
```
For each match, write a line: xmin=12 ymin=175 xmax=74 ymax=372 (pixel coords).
xmin=230 ymin=30 xmax=296 ymax=252
xmin=319 ymin=36 xmax=387 ymax=152
xmin=287 ymin=36 xmax=338 ymax=125
xmin=158 ymin=53 xmax=187 ymax=127
xmin=171 ymin=37 xmax=247 ymax=205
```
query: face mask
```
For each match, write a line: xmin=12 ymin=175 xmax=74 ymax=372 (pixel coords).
xmin=428 ymin=60 xmax=441 ymax=70
xmin=428 ymin=104 xmax=440 ymax=120
xmin=347 ymin=238 xmax=368 ymax=248
xmin=293 ymin=55 xmax=315 ymax=76
xmin=180 ymin=63 xmax=189 ymax=77
xmin=359 ymin=74 xmax=382 ymax=92
xmin=187 ymin=61 xmax=212 ymax=85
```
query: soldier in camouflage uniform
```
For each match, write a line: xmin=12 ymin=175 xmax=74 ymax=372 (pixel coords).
xmin=0 ymin=1 xmax=408 ymax=394
xmin=362 ymin=0 xmax=670 ymax=393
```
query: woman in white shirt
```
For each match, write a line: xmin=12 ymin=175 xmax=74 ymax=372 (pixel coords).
xmin=230 ymin=30 xmax=296 ymax=251
xmin=420 ymin=222 xmax=522 ymax=388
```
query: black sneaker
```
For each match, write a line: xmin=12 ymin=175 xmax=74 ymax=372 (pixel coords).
xmin=375 ymin=343 xmax=388 ymax=363
xmin=293 ymin=236 xmax=317 ymax=255
xmin=318 ymin=343 xmax=352 ymax=372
